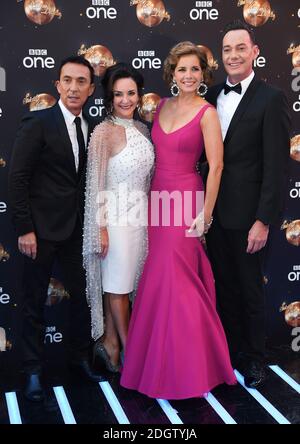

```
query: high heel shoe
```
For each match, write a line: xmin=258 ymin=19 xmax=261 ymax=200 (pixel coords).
xmin=93 ymin=340 xmax=120 ymax=373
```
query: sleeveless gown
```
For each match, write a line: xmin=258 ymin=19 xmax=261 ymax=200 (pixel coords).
xmin=120 ymin=99 xmax=236 ymax=399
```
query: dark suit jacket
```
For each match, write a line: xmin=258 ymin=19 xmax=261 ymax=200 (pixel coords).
xmin=205 ymin=76 xmax=291 ymax=230
xmin=8 ymin=103 xmax=97 ymax=241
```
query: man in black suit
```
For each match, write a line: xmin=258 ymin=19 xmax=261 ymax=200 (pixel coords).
xmin=9 ymin=56 xmax=102 ymax=401
xmin=206 ymin=21 xmax=291 ymax=388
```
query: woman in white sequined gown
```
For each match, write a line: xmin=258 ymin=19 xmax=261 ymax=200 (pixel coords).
xmin=83 ymin=63 xmax=154 ymax=371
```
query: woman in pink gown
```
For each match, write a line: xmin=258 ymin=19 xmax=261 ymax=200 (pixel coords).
xmin=120 ymin=42 xmax=236 ymax=399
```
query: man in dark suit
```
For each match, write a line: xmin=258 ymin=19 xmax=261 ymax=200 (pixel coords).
xmin=205 ymin=20 xmax=291 ymax=388
xmin=9 ymin=56 xmax=102 ymax=401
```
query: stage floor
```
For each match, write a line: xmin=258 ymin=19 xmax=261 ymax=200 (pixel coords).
xmin=0 ymin=345 xmax=299 ymax=425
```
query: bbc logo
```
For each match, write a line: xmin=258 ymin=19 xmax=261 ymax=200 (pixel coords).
xmin=92 ymin=0 xmax=110 ymax=5
xmin=28 ymin=49 xmax=48 ymax=56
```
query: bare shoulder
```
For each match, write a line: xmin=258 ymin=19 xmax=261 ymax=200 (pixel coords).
xmin=201 ymin=103 xmax=218 ymax=121
xmin=200 ymin=105 xmax=221 ymax=135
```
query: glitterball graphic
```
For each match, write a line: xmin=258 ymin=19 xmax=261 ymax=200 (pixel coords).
xmin=290 ymin=135 xmax=300 ymax=162
xmin=130 ymin=0 xmax=170 ymax=27
xmin=281 ymin=220 xmax=300 ymax=247
xmin=138 ymin=93 xmax=161 ymax=122
xmin=23 ymin=93 xmax=57 ymax=111
xmin=78 ymin=44 xmax=115 ymax=77
xmin=197 ymin=45 xmax=218 ymax=70
xmin=280 ymin=301 xmax=300 ymax=327
xmin=23 ymin=0 xmax=62 ymax=25
xmin=237 ymin=0 xmax=275 ymax=27
xmin=287 ymin=44 xmax=300 ymax=68
xmin=46 ymin=278 xmax=70 ymax=307
xmin=0 ymin=244 xmax=10 ymax=262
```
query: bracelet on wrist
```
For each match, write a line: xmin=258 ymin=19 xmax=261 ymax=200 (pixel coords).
xmin=204 ymin=216 xmax=213 ymax=233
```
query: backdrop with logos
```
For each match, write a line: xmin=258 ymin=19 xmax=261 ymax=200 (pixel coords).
xmin=0 ymin=0 xmax=299 ymax=365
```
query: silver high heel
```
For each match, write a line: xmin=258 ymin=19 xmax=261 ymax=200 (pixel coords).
xmin=93 ymin=340 xmax=120 ymax=373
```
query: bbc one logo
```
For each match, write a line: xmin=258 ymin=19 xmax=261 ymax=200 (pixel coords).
xmin=290 ymin=182 xmax=300 ymax=199
xmin=0 ymin=287 xmax=10 ymax=305
xmin=23 ymin=49 xmax=55 ymax=69
xmin=0 ymin=202 xmax=7 ymax=213
xmin=253 ymin=54 xmax=266 ymax=69
xmin=89 ymin=98 xmax=106 ymax=118
xmin=132 ymin=51 xmax=162 ymax=70
xmin=44 ymin=326 xmax=63 ymax=344
xmin=86 ymin=0 xmax=117 ymax=20
xmin=288 ymin=265 xmax=300 ymax=282
xmin=189 ymin=1 xmax=219 ymax=21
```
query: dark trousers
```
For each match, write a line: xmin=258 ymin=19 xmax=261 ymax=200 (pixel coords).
xmin=206 ymin=216 xmax=266 ymax=364
xmin=21 ymin=220 xmax=91 ymax=373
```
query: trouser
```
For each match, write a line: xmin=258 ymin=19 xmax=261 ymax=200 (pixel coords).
xmin=206 ymin=216 xmax=266 ymax=364
xmin=21 ymin=220 xmax=91 ymax=373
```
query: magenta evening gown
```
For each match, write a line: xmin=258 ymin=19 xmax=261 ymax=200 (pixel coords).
xmin=120 ymin=99 xmax=236 ymax=399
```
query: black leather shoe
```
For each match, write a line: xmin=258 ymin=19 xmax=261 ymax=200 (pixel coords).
xmin=24 ymin=373 xmax=44 ymax=402
xmin=244 ymin=361 xmax=266 ymax=388
xmin=69 ymin=359 xmax=104 ymax=382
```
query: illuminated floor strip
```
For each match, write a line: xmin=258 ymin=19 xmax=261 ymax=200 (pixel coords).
xmin=99 ymin=381 xmax=130 ymax=424
xmin=205 ymin=392 xmax=237 ymax=424
xmin=5 ymin=392 xmax=22 ymax=424
xmin=269 ymin=365 xmax=300 ymax=394
xmin=234 ymin=370 xmax=290 ymax=424
xmin=156 ymin=399 xmax=183 ymax=424
xmin=53 ymin=386 xmax=76 ymax=424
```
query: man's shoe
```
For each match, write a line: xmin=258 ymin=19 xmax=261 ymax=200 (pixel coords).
xmin=23 ymin=373 xmax=44 ymax=402
xmin=69 ymin=359 xmax=103 ymax=382
xmin=244 ymin=361 xmax=266 ymax=388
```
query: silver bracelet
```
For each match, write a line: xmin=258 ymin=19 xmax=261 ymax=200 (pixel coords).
xmin=204 ymin=216 xmax=213 ymax=233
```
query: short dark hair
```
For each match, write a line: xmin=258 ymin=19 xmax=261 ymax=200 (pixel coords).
xmin=58 ymin=55 xmax=94 ymax=84
xmin=223 ymin=19 xmax=256 ymax=45
xmin=101 ymin=62 xmax=144 ymax=115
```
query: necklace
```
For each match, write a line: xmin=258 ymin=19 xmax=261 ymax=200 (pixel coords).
xmin=111 ymin=115 xmax=134 ymax=129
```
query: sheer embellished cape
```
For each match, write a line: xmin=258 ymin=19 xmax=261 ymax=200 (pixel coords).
xmin=83 ymin=117 xmax=152 ymax=340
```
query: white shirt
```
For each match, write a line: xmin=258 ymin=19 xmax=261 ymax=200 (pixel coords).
xmin=217 ymin=71 xmax=255 ymax=141
xmin=58 ymin=99 xmax=88 ymax=171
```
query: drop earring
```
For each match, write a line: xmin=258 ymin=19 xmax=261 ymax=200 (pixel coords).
xmin=197 ymin=81 xmax=208 ymax=97
xmin=170 ymin=79 xmax=179 ymax=97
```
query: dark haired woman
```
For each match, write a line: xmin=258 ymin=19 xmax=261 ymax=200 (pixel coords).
xmin=121 ymin=42 xmax=236 ymax=399
xmin=83 ymin=63 xmax=154 ymax=372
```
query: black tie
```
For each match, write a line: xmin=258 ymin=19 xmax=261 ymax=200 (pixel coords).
xmin=224 ymin=83 xmax=242 ymax=95
xmin=74 ymin=116 xmax=86 ymax=175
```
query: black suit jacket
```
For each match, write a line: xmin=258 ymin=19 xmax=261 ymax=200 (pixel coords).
xmin=206 ymin=76 xmax=291 ymax=230
xmin=9 ymin=104 xmax=97 ymax=241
